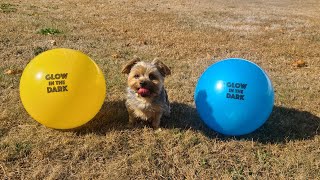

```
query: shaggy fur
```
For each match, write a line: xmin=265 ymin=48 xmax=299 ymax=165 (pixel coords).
xmin=122 ymin=57 xmax=171 ymax=128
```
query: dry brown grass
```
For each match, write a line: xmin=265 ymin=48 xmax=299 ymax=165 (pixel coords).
xmin=1 ymin=0 xmax=320 ymax=179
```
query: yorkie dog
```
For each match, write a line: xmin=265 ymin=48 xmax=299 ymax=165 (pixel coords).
xmin=122 ymin=57 xmax=171 ymax=129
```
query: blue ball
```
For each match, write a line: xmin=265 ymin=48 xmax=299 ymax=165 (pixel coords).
xmin=194 ymin=58 xmax=274 ymax=136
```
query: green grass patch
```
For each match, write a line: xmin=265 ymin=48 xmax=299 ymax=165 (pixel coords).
xmin=37 ymin=28 xmax=62 ymax=35
xmin=4 ymin=141 xmax=32 ymax=161
xmin=200 ymin=158 xmax=210 ymax=168
xmin=0 ymin=69 xmax=4 ymax=81
xmin=0 ymin=3 xmax=17 ymax=13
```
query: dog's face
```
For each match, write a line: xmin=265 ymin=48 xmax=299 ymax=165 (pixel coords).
xmin=122 ymin=57 xmax=171 ymax=98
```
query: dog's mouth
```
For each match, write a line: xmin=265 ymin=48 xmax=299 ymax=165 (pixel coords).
xmin=137 ymin=87 xmax=151 ymax=97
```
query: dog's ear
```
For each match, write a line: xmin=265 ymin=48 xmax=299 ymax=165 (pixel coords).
xmin=121 ymin=56 xmax=141 ymax=74
xmin=152 ymin=58 xmax=171 ymax=77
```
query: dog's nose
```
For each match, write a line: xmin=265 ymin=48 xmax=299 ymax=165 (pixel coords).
xmin=140 ymin=81 xmax=147 ymax=87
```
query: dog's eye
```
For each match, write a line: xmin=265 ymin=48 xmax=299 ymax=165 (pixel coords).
xmin=134 ymin=74 xmax=140 ymax=79
xmin=149 ymin=74 xmax=157 ymax=80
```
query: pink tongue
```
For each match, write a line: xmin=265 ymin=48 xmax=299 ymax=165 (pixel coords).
xmin=138 ymin=88 xmax=150 ymax=96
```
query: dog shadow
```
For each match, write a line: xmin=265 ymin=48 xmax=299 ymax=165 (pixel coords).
xmin=75 ymin=99 xmax=320 ymax=144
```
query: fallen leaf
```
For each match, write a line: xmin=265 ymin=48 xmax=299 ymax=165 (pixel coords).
xmin=49 ymin=40 xmax=56 ymax=46
xmin=112 ymin=53 xmax=121 ymax=58
xmin=4 ymin=69 xmax=23 ymax=75
xmin=292 ymin=60 xmax=307 ymax=68
xmin=4 ymin=70 xmax=13 ymax=74
xmin=206 ymin=53 xmax=211 ymax=60
xmin=138 ymin=39 xmax=148 ymax=45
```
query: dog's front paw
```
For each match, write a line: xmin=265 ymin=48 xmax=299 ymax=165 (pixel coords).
xmin=151 ymin=118 xmax=161 ymax=129
xmin=155 ymin=128 xmax=162 ymax=133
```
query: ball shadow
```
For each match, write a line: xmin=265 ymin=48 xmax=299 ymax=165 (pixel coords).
xmin=248 ymin=106 xmax=320 ymax=143
xmin=167 ymin=90 xmax=320 ymax=144
xmin=75 ymin=94 xmax=320 ymax=144
xmin=74 ymin=100 xmax=129 ymax=135
xmin=165 ymin=102 xmax=320 ymax=143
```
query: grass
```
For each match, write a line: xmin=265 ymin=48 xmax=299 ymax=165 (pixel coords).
xmin=0 ymin=3 xmax=17 ymax=13
xmin=33 ymin=46 xmax=49 ymax=56
xmin=37 ymin=28 xmax=62 ymax=35
xmin=3 ymin=141 xmax=32 ymax=161
xmin=0 ymin=0 xmax=320 ymax=179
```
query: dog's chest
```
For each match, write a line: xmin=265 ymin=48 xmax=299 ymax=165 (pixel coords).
xmin=134 ymin=100 xmax=161 ymax=119
xmin=133 ymin=108 xmax=154 ymax=120
xmin=126 ymin=97 xmax=161 ymax=120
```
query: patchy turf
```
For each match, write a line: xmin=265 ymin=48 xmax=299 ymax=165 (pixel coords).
xmin=1 ymin=0 xmax=320 ymax=179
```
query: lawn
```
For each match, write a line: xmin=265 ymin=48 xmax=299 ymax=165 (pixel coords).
xmin=0 ymin=0 xmax=320 ymax=179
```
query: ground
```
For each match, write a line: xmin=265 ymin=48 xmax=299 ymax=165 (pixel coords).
xmin=0 ymin=0 xmax=320 ymax=179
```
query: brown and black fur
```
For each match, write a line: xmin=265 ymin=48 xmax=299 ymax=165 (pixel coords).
xmin=122 ymin=57 xmax=171 ymax=129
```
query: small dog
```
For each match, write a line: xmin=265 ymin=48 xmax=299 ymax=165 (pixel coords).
xmin=122 ymin=57 xmax=171 ymax=129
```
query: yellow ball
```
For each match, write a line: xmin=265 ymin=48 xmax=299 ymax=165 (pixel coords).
xmin=20 ymin=48 xmax=106 ymax=129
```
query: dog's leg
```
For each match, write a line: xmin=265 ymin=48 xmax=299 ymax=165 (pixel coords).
xmin=126 ymin=107 xmax=137 ymax=127
xmin=128 ymin=115 xmax=136 ymax=124
xmin=127 ymin=115 xmax=137 ymax=128
xmin=163 ymin=104 xmax=171 ymax=118
xmin=151 ymin=112 xmax=162 ymax=129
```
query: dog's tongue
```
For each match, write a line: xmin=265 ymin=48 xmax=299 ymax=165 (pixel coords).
xmin=138 ymin=88 xmax=150 ymax=97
